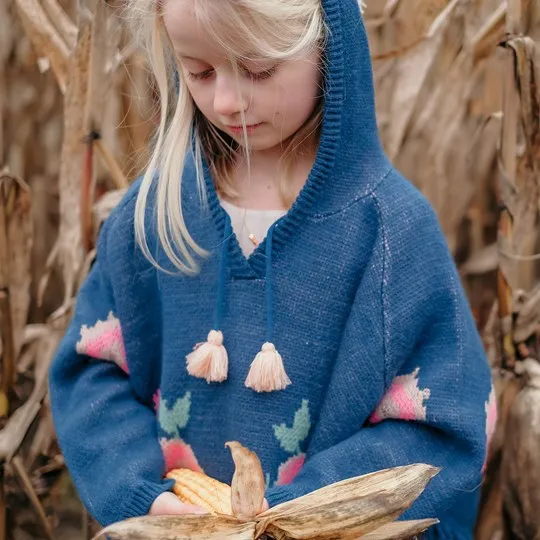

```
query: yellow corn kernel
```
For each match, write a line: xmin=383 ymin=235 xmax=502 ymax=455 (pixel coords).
xmin=166 ymin=468 xmax=233 ymax=515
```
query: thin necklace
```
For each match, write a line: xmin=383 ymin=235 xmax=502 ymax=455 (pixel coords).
xmin=241 ymin=210 xmax=259 ymax=246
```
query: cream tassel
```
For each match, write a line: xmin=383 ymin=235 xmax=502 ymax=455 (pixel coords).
xmin=186 ymin=330 xmax=228 ymax=383
xmin=245 ymin=342 xmax=291 ymax=392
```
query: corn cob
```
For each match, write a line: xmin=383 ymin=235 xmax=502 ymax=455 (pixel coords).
xmin=165 ymin=468 xmax=233 ymax=515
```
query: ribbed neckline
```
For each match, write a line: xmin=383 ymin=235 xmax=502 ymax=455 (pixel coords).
xmin=203 ymin=1 xmax=344 ymax=279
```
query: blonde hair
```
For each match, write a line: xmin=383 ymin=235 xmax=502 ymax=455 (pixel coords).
xmin=127 ymin=0 xmax=328 ymax=274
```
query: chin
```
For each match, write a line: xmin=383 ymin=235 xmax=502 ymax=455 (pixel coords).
xmin=236 ymin=134 xmax=289 ymax=153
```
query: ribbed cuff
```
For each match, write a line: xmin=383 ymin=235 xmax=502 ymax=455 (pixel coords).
xmin=122 ymin=478 xmax=176 ymax=520
xmin=265 ymin=484 xmax=299 ymax=508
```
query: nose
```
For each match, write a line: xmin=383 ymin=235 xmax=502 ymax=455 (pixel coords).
xmin=213 ymin=73 xmax=247 ymax=117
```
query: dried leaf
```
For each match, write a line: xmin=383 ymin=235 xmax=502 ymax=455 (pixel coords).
xmin=0 ymin=329 xmax=63 ymax=461
xmin=514 ymin=283 xmax=540 ymax=342
xmin=11 ymin=456 xmax=54 ymax=540
xmin=471 ymin=4 xmax=507 ymax=63
xmin=256 ymin=464 xmax=439 ymax=539
xmin=501 ymin=359 xmax=540 ymax=538
xmin=361 ymin=518 xmax=440 ymax=539
xmin=95 ymin=139 xmax=129 ymax=189
xmin=41 ymin=0 xmax=78 ymax=49
xmin=460 ymin=243 xmax=498 ymax=277
xmin=503 ymin=36 xmax=539 ymax=176
xmin=14 ymin=0 xmax=70 ymax=93
xmin=0 ymin=171 xmax=32 ymax=406
xmin=381 ymin=0 xmax=458 ymax=161
xmin=225 ymin=441 xmax=266 ymax=520
xmin=476 ymin=361 xmax=528 ymax=538
xmin=93 ymin=514 xmax=255 ymax=540
xmin=495 ymin=35 xmax=540 ymax=296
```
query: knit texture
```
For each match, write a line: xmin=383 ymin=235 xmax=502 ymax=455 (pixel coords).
xmin=48 ymin=0 xmax=494 ymax=534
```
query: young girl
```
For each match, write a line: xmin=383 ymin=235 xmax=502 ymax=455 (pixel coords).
xmin=49 ymin=0 xmax=496 ymax=536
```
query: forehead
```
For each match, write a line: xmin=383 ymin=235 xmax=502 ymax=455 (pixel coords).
xmin=162 ymin=0 xmax=209 ymax=53
xmin=162 ymin=0 xmax=264 ymax=62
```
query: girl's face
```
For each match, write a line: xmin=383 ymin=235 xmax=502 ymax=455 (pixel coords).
xmin=163 ymin=0 xmax=323 ymax=153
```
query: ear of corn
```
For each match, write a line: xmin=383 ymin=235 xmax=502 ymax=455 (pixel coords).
xmin=166 ymin=468 xmax=233 ymax=516
xmin=98 ymin=442 xmax=439 ymax=540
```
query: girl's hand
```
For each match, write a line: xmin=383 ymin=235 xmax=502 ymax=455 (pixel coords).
xmin=149 ymin=492 xmax=209 ymax=516
xmin=149 ymin=493 xmax=270 ymax=517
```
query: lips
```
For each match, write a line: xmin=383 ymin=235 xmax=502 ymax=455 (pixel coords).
xmin=226 ymin=123 xmax=262 ymax=134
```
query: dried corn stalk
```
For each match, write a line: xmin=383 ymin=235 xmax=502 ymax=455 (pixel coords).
xmin=46 ymin=13 xmax=92 ymax=307
xmin=96 ymin=441 xmax=438 ymax=540
xmin=0 ymin=171 xmax=32 ymax=418
xmin=475 ymin=1 xmax=540 ymax=538
xmin=496 ymin=17 xmax=540 ymax=539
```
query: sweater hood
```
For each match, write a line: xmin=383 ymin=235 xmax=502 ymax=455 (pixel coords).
xmin=194 ymin=0 xmax=391 ymax=274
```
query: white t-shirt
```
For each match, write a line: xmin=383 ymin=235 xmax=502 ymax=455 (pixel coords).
xmin=219 ymin=199 xmax=287 ymax=258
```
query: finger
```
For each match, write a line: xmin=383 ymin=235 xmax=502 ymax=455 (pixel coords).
xmin=259 ymin=498 xmax=270 ymax=513
xmin=150 ymin=492 xmax=209 ymax=516
xmin=164 ymin=496 xmax=209 ymax=515
xmin=175 ymin=501 xmax=210 ymax=515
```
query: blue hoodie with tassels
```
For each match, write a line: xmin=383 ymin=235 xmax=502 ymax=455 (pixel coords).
xmin=49 ymin=0 xmax=495 ymax=535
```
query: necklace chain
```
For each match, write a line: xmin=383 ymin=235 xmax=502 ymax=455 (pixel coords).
xmin=241 ymin=211 xmax=259 ymax=246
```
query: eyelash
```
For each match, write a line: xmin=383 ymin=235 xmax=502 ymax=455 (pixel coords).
xmin=187 ymin=66 xmax=277 ymax=82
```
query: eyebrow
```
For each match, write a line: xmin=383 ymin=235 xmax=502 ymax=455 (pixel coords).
xmin=177 ymin=53 xmax=275 ymax=68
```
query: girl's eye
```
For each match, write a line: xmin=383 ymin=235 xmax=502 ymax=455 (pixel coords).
xmin=243 ymin=65 xmax=277 ymax=81
xmin=187 ymin=69 xmax=214 ymax=81
xmin=186 ymin=65 xmax=277 ymax=82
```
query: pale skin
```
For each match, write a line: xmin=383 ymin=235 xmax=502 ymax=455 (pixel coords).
xmin=150 ymin=0 xmax=321 ymax=515
xmin=149 ymin=491 xmax=270 ymax=516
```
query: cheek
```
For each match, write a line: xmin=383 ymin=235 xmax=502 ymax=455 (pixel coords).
xmin=185 ymin=82 xmax=213 ymax=115
xmin=277 ymin=75 xmax=319 ymax=123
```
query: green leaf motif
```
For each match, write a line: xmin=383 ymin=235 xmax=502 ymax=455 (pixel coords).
xmin=158 ymin=391 xmax=192 ymax=438
xmin=273 ymin=399 xmax=311 ymax=455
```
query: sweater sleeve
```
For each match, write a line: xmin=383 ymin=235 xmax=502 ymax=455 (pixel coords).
xmin=265 ymin=189 xmax=495 ymax=536
xmin=48 ymin=215 xmax=174 ymax=526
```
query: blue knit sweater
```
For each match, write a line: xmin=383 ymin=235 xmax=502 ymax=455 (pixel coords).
xmin=49 ymin=0 xmax=495 ymax=536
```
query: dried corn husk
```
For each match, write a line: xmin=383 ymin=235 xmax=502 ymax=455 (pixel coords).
xmin=95 ymin=516 xmax=438 ymax=540
xmin=360 ymin=519 xmax=439 ymax=540
xmin=255 ymin=464 xmax=438 ymax=540
xmin=95 ymin=441 xmax=438 ymax=540
xmin=225 ymin=441 xmax=266 ymax=520
xmin=94 ymin=515 xmax=256 ymax=540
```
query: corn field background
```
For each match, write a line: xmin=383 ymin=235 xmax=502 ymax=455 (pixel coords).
xmin=0 ymin=0 xmax=539 ymax=538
